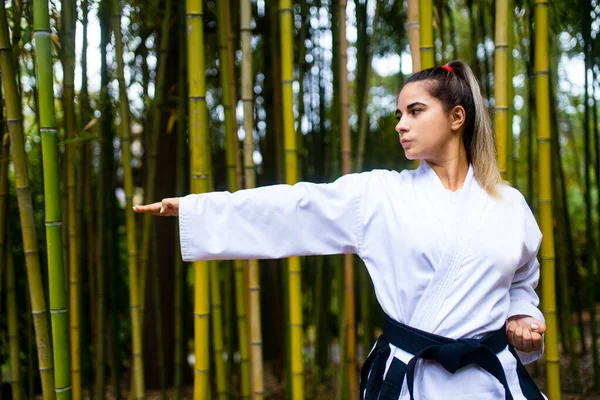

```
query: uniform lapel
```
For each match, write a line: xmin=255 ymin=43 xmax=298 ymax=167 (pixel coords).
xmin=408 ymin=162 xmax=487 ymax=332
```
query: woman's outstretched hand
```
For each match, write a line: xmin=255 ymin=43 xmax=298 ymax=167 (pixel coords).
xmin=133 ymin=197 xmax=180 ymax=217
xmin=506 ymin=315 xmax=546 ymax=353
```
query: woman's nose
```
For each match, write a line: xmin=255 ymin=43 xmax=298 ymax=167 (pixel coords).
xmin=395 ymin=118 xmax=408 ymax=134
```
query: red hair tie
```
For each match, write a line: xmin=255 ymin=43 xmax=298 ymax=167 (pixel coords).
xmin=441 ymin=64 xmax=454 ymax=73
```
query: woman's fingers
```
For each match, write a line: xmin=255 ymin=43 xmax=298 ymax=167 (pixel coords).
xmin=133 ymin=202 xmax=163 ymax=215
xmin=531 ymin=332 xmax=543 ymax=352
xmin=531 ymin=321 xmax=547 ymax=334
xmin=521 ymin=328 xmax=533 ymax=352
xmin=133 ymin=198 xmax=180 ymax=216
xmin=507 ymin=321 xmax=517 ymax=348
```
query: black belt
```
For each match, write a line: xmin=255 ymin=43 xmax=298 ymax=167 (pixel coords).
xmin=360 ymin=315 xmax=544 ymax=400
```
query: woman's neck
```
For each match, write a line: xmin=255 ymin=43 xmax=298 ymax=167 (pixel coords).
xmin=425 ymin=155 xmax=469 ymax=192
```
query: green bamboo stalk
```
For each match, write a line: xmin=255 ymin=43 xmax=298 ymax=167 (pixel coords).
xmin=419 ymin=0 xmax=434 ymax=69
xmin=60 ymin=0 xmax=82 ymax=396
xmin=111 ymin=0 xmax=144 ymax=396
xmin=216 ymin=4 xmax=248 ymax=388
xmin=280 ymin=1 xmax=304 ymax=398
xmin=506 ymin=1 xmax=515 ymax=184
xmin=534 ymin=0 xmax=561 ymax=396
xmin=8 ymin=0 xmax=69 ymax=398
xmin=5 ymin=212 xmax=24 ymax=400
xmin=150 ymin=232 xmax=167 ymax=400
xmin=210 ymin=262 xmax=228 ymax=400
xmin=494 ymin=0 xmax=508 ymax=180
xmin=234 ymin=258 xmax=250 ymax=399
xmin=173 ymin=7 xmax=186 ymax=399
xmin=186 ymin=1 xmax=211 ymax=398
xmin=241 ymin=0 xmax=265 ymax=396
xmin=338 ymin=1 xmax=357 ymax=397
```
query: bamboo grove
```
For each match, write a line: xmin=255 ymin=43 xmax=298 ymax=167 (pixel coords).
xmin=1 ymin=0 xmax=599 ymax=398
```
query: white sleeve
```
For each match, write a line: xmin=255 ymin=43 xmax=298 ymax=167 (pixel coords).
xmin=178 ymin=172 xmax=368 ymax=262
xmin=508 ymin=197 xmax=544 ymax=364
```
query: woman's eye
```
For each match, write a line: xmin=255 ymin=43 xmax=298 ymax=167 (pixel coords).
xmin=411 ymin=109 xmax=421 ymax=115
xmin=395 ymin=115 xmax=401 ymax=121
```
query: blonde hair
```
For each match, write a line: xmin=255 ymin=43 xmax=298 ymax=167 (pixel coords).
xmin=405 ymin=60 xmax=502 ymax=196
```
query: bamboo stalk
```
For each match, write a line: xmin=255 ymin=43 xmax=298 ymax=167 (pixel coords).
xmin=96 ymin=1 xmax=113 ymax=397
xmin=210 ymin=262 xmax=228 ymax=400
xmin=419 ymin=0 xmax=434 ymax=69
xmin=186 ymin=1 xmax=211 ymax=398
xmin=549 ymin=76 xmax=581 ymax=392
xmin=280 ymin=1 xmax=304 ymax=398
xmin=356 ymin=0 xmax=380 ymax=173
xmin=338 ymin=1 xmax=357 ymax=397
xmin=241 ymin=0 xmax=265 ymax=397
xmin=6 ymin=213 xmax=24 ymax=400
xmin=534 ymin=0 xmax=561 ymax=397
xmin=494 ymin=0 xmax=508 ymax=180
xmin=29 ymin=0 xmax=74 ymax=397
xmin=216 ymin=2 xmax=237 ymax=383
xmin=60 ymin=0 xmax=82 ymax=395
xmin=174 ymin=7 xmax=186 ymax=398
xmin=216 ymin=1 xmax=250 ymax=397
xmin=111 ymin=0 xmax=144 ymax=396
xmin=408 ymin=0 xmax=420 ymax=72
xmin=506 ymin=1 xmax=515 ymax=184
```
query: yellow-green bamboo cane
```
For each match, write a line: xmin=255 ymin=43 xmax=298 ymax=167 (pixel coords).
xmin=186 ymin=1 xmax=211 ymax=398
xmin=174 ymin=7 xmax=186 ymax=399
xmin=506 ymin=1 xmax=515 ymax=183
xmin=494 ymin=0 xmax=508 ymax=180
xmin=419 ymin=0 xmax=434 ymax=69
xmin=6 ymin=215 xmax=23 ymax=400
xmin=534 ymin=0 xmax=560 ymax=398
xmin=2 ymin=4 xmax=54 ymax=395
xmin=408 ymin=0 xmax=421 ymax=72
xmin=61 ymin=0 xmax=82 ymax=395
xmin=356 ymin=0 xmax=380 ymax=172
xmin=338 ymin=1 xmax=358 ymax=397
xmin=216 ymin=3 xmax=248 ymax=398
xmin=31 ymin=0 xmax=73 ymax=398
xmin=280 ymin=1 xmax=304 ymax=398
xmin=210 ymin=262 xmax=227 ymax=400
xmin=241 ymin=0 xmax=265 ymax=397
xmin=112 ymin=0 xmax=144 ymax=397
xmin=218 ymin=0 xmax=240 ymax=195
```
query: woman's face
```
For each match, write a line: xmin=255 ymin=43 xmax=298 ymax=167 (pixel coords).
xmin=395 ymin=81 xmax=464 ymax=162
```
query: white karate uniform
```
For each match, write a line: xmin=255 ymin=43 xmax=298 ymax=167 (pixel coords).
xmin=179 ymin=161 xmax=546 ymax=400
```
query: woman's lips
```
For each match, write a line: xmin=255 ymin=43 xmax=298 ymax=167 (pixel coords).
xmin=401 ymin=139 xmax=411 ymax=148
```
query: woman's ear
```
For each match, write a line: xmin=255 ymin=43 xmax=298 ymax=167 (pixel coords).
xmin=450 ymin=105 xmax=466 ymax=131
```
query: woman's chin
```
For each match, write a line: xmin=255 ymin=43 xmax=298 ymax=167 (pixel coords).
xmin=403 ymin=150 xmax=419 ymax=160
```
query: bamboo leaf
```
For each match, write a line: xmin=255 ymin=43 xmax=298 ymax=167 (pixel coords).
xmin=81 ymin=117 xmax=97 ymax=133
xmin=166 ymin=112 xmax=177 ymax=134
xmin=60 ymin=133 xmax=102 ymax=145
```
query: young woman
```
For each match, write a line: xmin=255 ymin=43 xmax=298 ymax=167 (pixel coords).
xmin=135 ymin=60 xmax=547 ymax=399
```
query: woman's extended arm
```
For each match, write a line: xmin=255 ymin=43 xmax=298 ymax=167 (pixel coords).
xmin=136 ymin=172 xmax=370 ymax=262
